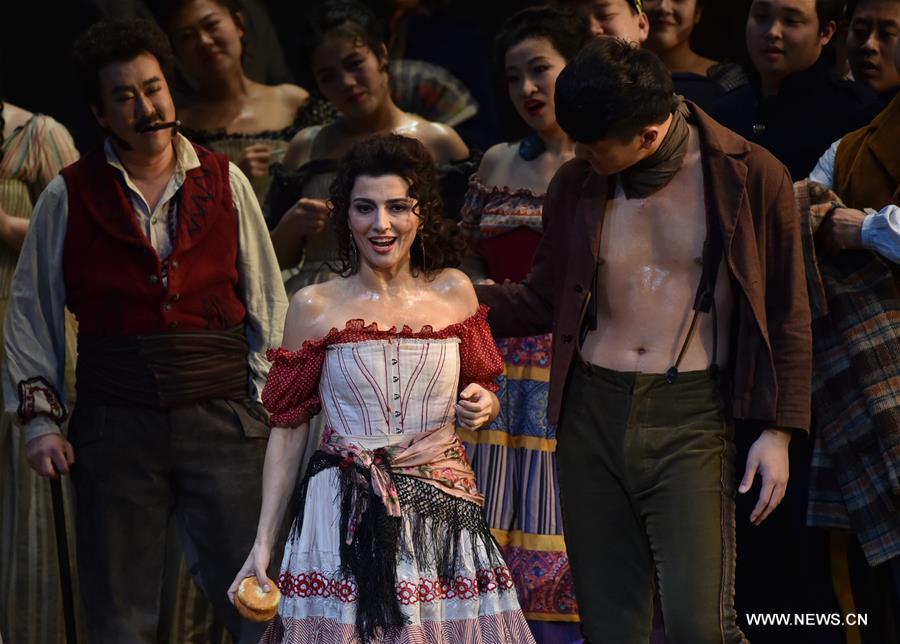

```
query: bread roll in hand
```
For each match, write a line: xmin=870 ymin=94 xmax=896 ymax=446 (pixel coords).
xmin=234 ymin=575 xmax=281 ymax=622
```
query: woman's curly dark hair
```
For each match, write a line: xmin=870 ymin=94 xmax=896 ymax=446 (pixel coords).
xmin=329 ymin=134 xmax=462 ymax=279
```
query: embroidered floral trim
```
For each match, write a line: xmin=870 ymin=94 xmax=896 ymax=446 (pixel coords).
xmin=396 ymin=567 xmax=514 ymax=605
xmin=17 ymin=376 xmax=67 ymax=424
xmin=278 ymin=571 xmax=358 ymax=603
xmin=277 ymin=567 xmax=514 ymax=606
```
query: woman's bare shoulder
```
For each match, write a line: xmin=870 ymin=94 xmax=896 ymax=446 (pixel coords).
xmin=432 ymin=268 xmax=478 ymax=318
xmin=283 ymin=282 xmax=343 ymax=348
xmin=283 ymin=122 xmax=328 ymax=168
xmin=274 ymin=83 xmax=310 ymax=110
xmin=477 ymin=142 xmax=518 ymax=186
xmin=412 ymin=119 xmax=469 ymax=163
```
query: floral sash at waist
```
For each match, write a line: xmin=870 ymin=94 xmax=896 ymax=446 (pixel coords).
xmin=319 ymin=424 xmax=482 ymax=543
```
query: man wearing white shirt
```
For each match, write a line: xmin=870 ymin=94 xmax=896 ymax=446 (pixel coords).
xmin=809 ymin=22 xmax=900 ymax=262
xmin=3 ymin=19 xmax=287 ymax=643
xmin=809 ymin=137 xmax=900 ymax=261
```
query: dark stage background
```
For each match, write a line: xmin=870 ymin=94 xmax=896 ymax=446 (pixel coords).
xmin=0 ymin=0 xmax=755 ymax=152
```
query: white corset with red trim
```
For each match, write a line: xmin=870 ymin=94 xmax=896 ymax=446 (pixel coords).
xmin=320 ymin=338 xmax=461 ymax=445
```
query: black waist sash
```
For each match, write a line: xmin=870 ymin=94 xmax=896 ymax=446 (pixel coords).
xmin=292 ymin=451 xmax=503 ymax=643
xmin=76 ymin=325 xmax=250 ymax=407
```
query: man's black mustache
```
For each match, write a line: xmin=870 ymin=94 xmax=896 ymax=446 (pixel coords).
xmin=134 ymin=114 xmax=176 ymax=132
xmin=137 ymin=119 xmax=181 ymax=133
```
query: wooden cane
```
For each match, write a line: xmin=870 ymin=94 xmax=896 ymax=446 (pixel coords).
xmin=50 ymin=466 xmax=77 ymax=644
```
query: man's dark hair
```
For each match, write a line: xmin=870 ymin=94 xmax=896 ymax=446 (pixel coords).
xmin=494 ymin=6 xmax=590 ymax=70
xmin=848 ymin=0 xmax=900 ymax=17
xmin=74 ymin=19 xmax=175 ymax=107
xmin=555 ymin=37 xmax=676 ymax=143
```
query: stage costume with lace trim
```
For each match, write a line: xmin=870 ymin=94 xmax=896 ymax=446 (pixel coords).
xmin=459 ymin=176 xmax=579 ymax=641
xmin=261 ymin=305 xmax=536 ymax=643
xmin=182 ymin=96 xmax=337 ymax=206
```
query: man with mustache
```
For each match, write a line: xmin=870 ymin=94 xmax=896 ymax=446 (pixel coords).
xmin=3 ymin=18 xmax=287 ymax=643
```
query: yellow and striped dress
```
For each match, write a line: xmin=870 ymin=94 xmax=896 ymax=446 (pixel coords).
xmin=459 ymin=176 xmax=580 ymax=643
xmin=0 ymin=112 xmax=83 ymax=644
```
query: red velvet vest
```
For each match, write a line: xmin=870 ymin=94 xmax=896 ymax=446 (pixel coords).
xmin=61 ymin=144 xmax=247 ymax=337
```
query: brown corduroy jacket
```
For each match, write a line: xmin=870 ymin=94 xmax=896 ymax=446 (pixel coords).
xmin=476 ymin=102 xmax=812 ymax=432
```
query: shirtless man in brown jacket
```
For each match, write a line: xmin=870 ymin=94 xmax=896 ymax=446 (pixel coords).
xmin=477 ymin=38 xmax=812 ymax=643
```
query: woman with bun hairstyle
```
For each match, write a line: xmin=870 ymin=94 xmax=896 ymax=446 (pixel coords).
xmin=153 ymin=0 xmax=332 ymax=205
xmin=230 ymin=134 xmax=535 ymax=644
xmin=267 ymin=0 xmax=469 ymax=296
xmin=458 ymin=6 xmax=587 ymax=642
xmin=265 ymin=0 xmax=471 ymax=481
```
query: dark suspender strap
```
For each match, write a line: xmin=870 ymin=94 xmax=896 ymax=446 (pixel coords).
xmin=665 ymin=204 xmax=724 ymax=384
xmin=668 ymin=310 xmax=701 ymax=383
xmin=694 ymin=234 xmax=723 ymax=313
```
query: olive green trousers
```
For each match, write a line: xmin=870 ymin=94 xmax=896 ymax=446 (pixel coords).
xmin=557 ymin=361 xmax=747 ymax=644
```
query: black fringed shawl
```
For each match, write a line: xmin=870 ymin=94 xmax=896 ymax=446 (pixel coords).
xmin=290 ymin=450 xmax=504 ymax=643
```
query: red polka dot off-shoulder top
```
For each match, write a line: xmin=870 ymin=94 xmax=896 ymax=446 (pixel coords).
xmin=262 ymin=304 xmax=503 ymax=431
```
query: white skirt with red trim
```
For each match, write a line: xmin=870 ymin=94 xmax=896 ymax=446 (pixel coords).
xmin=261 ymin=468 xmax=536 ymax=643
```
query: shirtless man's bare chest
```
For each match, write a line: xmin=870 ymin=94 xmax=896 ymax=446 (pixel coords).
xmin=581 ymin=128 xmax=734 ymax=374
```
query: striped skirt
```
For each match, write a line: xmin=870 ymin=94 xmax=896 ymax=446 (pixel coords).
xmin=461 ymin=334 xmax=580 ymax=643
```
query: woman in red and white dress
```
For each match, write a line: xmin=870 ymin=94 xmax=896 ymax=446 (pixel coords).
xmin=229 ymin=134 xmax=535 ymax=643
